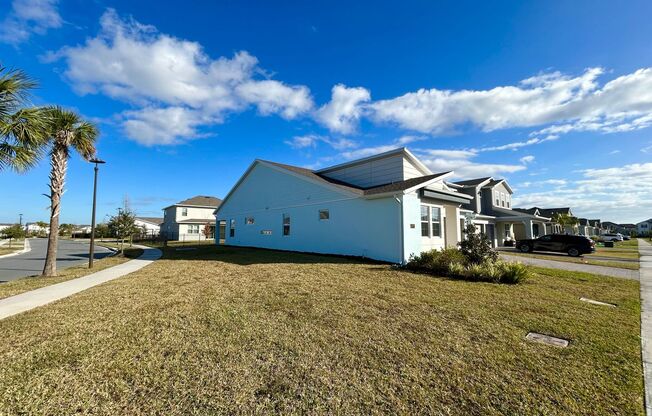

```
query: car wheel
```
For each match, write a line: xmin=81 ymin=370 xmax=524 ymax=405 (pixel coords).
xmin=568 ymin=247 xmax=580 ymax=257
xmin=519 ymin=244 xmax=531 ymax=253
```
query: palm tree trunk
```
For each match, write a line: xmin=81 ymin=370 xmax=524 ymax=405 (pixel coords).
xmin=42 ymin=142 xmax=67 ymax=276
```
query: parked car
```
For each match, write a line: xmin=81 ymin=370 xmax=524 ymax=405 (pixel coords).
xmin=515 ymin=234 xmax=596 ymax=257
xmin=623 ymin=235 xmax=631 ymax=240
xmin=600 ymin=233 xmax=624 ymax=242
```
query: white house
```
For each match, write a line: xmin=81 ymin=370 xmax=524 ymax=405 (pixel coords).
xmin=162 ymin=196 xmax=222 ymax=241
xmin=638 ymin=219 xmax=652 ymax=236
xmin=215 ymin=148 xmax=484 ymax=263
xmin=135 ymin=217 xmax=164 ymax=236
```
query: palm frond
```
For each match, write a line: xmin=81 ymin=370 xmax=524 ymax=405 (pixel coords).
xmin=0 ymin=66 xmax=38 ymax=119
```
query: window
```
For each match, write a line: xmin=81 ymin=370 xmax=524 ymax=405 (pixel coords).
xmin=504 ymin=224 xmax=510 ymax=238
xmin=188 ymin=224 xmax=199 ymax=234
xmin=182 ymin=207 xmax=188 ymax=216
xmin=245 ymin=217 xmax=254 ymax=225
xmin=431 ymin=207 xmax=441 ymax=237
xmin=319 ymin=209 xmax=330 ymax=220
xmin=420 ymin=205 xmax=429 ymax=237
xmin=283 ymin=214 xmax=290 ymax=236
xmin=500 ymin=192 xmax=506 ymax=207
xmin=506 ymin=196 xmax=511 ymax=208
xmin=495 ymin=191 xmax=500 ymax=205
xmin=229 ymin=219 xmax=235 ymax=237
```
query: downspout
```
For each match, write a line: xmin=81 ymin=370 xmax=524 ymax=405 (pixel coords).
xmin=394 ymin=194 xmax=404 ymax=264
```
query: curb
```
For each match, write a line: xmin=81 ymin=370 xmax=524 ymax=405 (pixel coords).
xmin=0 ymin=239 xmax=31 ymax=259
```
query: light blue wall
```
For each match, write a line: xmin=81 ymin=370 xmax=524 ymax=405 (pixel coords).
xmin=216 ymin=163 xmax=403 ymax=263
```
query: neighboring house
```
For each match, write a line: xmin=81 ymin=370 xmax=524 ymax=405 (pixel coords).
xmin=162 ymin=196 xmax=222 ymax=240
xmin=71 ymin=225 xmax=92 ymax=238
xmin=602 ymin=221 xmax=618 ymax=233
xmin=24 ymin=222 xmax=50 ymax=235
xmin=617 ymin=223 xmax=637 ymax=236
xmin=135 ymin=217 xmax=164 ymax=236
xmin=577 ymin=218 xmax=591 ymax=236
xmin=216 ymin=147 xmax=540 ymax=263
xmin=589 ymin=219 xmax=603 ymax=236
xmin=638 ymin=219 xmax=652 ymax=236
xmin=451 ymin=177 xmax=551 ymax=246
xmin=514 ymin=207 xmax=576 ymax=234
xmin=0 ymin=223 xmax=12 ymax=233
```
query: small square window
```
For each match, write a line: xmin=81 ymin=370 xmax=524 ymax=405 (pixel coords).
xmin=182 ymin=207 xmax=188 ymax=216
xmin=245 ymin=217 xmax=255 ymax=225
xmin=319 ymin=209 xmax=329 ymax=220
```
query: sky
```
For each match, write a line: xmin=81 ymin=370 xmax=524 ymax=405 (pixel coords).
xmin=0 ymin=0 xmax=651 ymax=225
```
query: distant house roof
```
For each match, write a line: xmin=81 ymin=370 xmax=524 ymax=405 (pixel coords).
xmin=579 ymin=218 xmax=589 ymax=225
xmin=265 ymin=160 xmax=452 ymax=197
xmin=515 ymin=207 xmax=573 ymax=218
xmin=136 ymin=217 xmax=164 ymax=225
xmin=177 ymin=219 xmax=216 ymax=224
xmin=454 ymin=177 xmax=492 ymax=187
xmin=164 ymin=196 xmax=222 ymax=210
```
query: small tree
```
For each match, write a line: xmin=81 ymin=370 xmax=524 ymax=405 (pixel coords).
xmin=202 ymin=223 xmax=213 ymax=239
xmin=552 ymin=213 xmax=579 ymax=234
xmin=58 ymin=223 xmax=74 ymax=237
xmin=35 ymin=221 xmax=49 ymax=237
xmin=108 ymin=209 xmax=138 ymax=253
xmin=459 ymin=222 xmax=498 ymax=265
xmin=94 ymin=223 xmax=110 ymax=241
xmin=2 ymin=224 xmax=25 ymax=247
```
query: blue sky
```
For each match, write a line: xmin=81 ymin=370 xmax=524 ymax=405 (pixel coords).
xmin=1 ymin=0 xmax=651 ymax=225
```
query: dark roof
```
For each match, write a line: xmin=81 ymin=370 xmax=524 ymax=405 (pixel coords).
xmin=513 ymin=207 xmax=539 ymax=215
xmin=453 ymin=177 xmax=491 ymax=187
xmin=363 ymin=173 xmax=451 ymax=195
xmin=579 ymin=218 xmax=589 ymax=225
xmin=264 ymin=160 xmax=451 ymax=196
xmin=176 ymin=195 xmax=222 ymax=207
xmin=136 ymin=217 xmax=164 ymax=225
xmin=515 ymin=207 xmax=572 ymax=218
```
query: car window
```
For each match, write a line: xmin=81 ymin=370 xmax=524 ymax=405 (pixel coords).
xmin=539 ymin=235 xmax=552 ymax=242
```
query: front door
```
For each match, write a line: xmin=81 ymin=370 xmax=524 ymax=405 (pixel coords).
xmin=486 ymin=224 xmax=496 ymax=247
xmin=217 ymin=220 xmax=226 ymax=245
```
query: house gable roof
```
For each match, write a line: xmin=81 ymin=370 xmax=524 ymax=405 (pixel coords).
xmin=314 ymin=147 xmax=432 ymax=177
xmin=136 ymin=217 xmax=164 ymax=225
xmin=453 ymin=177 xmax=492 ymax=187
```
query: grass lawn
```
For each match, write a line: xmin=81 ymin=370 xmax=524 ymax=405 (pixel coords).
xmin=0 ymin=247 xmax=143 ymax=300
xmin=504 ymin=250 xmax=639 ymax=270
xmin=0 ymin=245 xmax=642 ymax=414
xmin=0 ymin=240 xmax=24 ymax=256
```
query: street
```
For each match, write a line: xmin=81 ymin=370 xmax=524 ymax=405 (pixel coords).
xmin=0 ymin=239 xmax=112 ymax=282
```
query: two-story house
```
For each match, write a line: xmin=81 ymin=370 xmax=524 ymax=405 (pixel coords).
xmin=451 ymin=177 xmax=551 ymax=247
xmin=638 ymin=219 xmax=652 ymax=236
xmin=162 ymin=196 xmax=222 ymax=241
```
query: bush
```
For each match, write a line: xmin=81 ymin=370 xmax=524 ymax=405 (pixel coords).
xmin=405 ymin=247 xmax=529 ymax=284
xmin=459 ymin=222 xmax=498 ymax=265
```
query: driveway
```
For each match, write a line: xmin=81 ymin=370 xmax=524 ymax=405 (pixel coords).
xmin=0 ymin=239 xmax=112 ymax=282
xmin=500 ymin=253 xmax=639 ymax=280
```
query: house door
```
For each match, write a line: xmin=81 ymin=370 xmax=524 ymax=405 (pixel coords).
xmin=486 ymin=224 xmax=496 ymax=247
xmin=217 ymin=220 xmax=226 ymax=245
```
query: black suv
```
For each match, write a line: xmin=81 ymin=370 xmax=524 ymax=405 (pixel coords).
xmin=515 ymin=234 xmax=595 ymax=257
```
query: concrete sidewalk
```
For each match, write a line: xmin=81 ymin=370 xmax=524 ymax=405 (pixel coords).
xmin=500 ymin=253 xmax=639 ymax=280
xmin=0 ymin=245 xmax=161 ymax=321
xmin=638 ymin=239 xmax=652 ymax=416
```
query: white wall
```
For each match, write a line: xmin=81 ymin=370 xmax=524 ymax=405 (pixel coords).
xmin=217 ymin=163 xmax=403 ymax=263
xmin=320 ymin=153 xmax=426 ymax=188
xmin=135 ymin=220 xmax=160 ymax=235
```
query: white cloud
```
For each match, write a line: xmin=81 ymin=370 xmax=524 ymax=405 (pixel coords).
xmin=519 ymin=155 xmax=535 ymax=164
xmin=478 ymin=135 xmax=559 ymax=152
xmin=48 ymin=9 xmax=314 ymax=145
xmin=513 ymin=163 xmax=652 ymax=222
xmin=609 ymin=150 xmax=621 ymax=155
xmin=369 ymin=67 xmax=652 ymax=139
xmin=122 ymin=107 xmax=209 ymax=146
xmin=0 ymin=0 xmax=62 ymax=45
xmin=285 ymin=134 xmax=357 ymax=150
xmin=315 ymin=84 xmax=371 ymax=134
xmin=642 ymin=144 xmax=652 ymax=153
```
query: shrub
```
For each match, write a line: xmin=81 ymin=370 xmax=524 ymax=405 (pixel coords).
xmin=406 ymin=247 xmax=467 ymax=276
xmin=496 ymin=261 xmax=530 ymax=284
xmin=459 ymin=222 xmax=498 ymax=265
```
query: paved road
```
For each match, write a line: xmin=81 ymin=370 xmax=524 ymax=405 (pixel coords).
xmin=500 ymin=253 xmax=639 ymax=280
xmin=638 ymin=239 xmax=652 ymax=416
xmin=0 ymin=239 xmax=112 ymax=282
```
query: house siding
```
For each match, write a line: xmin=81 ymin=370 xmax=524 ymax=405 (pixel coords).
xmin=319 ymin=153 xmax=427 ymax=189
xmin=216 ymin=163 xmax=403 ymax=263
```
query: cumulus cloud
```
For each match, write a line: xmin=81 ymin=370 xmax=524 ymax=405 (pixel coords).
xmin=315 ymin=84 xmax=371 ymax=134
xmin=121 ymin=107 xmax=210 ymax=146
xmin=47 ymin=9 xmax=314 ymax=145
xmin=285 ymin=134 xmax=357 ymax=150
xmin=369 ymin=67 xmax=652 ymax=138
xmin=0 ymin=0 xmax=62 ymax=44
xmin=513 ymin=163 xmax=652 ymax=222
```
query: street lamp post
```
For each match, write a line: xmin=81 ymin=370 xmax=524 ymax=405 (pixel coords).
xmin=88 ymin=158 xmax=106 ymax=268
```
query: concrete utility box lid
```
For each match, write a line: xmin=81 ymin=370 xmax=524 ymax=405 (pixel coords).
xmin=525 ymin=332 xmax=569 ymax=348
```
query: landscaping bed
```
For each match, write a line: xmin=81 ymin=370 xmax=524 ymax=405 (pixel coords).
xmin=0 ymin=245 xmax=642 ymax=414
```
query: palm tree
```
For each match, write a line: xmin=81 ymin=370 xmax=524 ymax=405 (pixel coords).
xmin=552 ymin=213 xmax=579 ymax=235
xmin=0 ymin=66 xmax=48 ymax=171
xmin=42 ymin=107 xmax=98 ymax=276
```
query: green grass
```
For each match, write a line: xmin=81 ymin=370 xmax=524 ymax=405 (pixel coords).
xmin=0 ymin=240 xmax=24 ymax=256
xmin=0 ymin=247 xmax=143 ymax=300
xmin=0 ymin=245 xmax=642 ymax=414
